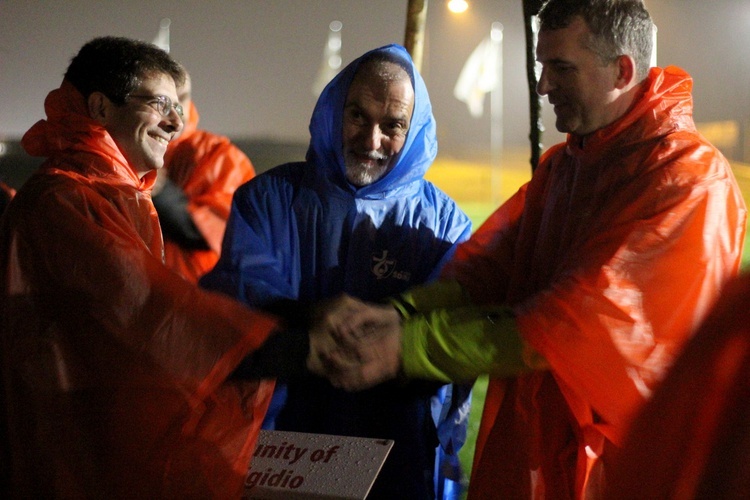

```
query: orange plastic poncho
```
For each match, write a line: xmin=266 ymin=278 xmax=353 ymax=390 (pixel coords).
xmin=605 ymin=271 xmax=750 ymax=499
xmin=442 ymin=66 xmax=747 ymax=499
xmin=0 ymin=80 xmax=278 ymax=499
xmin=161 ymin=101 xmax=256 ymax=282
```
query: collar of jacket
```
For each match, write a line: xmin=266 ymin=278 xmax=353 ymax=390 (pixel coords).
xmin=565 ymin=66 xmax=694 ymax=161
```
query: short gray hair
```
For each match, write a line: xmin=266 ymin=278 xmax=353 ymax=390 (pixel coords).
xmin=538 ymin=0 xmax=654 ymax=81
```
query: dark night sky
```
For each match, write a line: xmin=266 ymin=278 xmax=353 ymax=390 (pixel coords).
xmin=2 ymin=0 xmax=749 ymax=159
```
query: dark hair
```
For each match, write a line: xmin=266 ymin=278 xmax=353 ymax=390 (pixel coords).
xmin=64 ymin=36 xmax=185 ymax=104
xmin=538 ymin=0 xmax=653 ymax=80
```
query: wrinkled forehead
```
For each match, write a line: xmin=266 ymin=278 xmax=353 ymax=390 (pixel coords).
xmin=348 ymin=61 xmax=412 ymax=100
xmin=355 ymin=59 xmax=410 ymax=83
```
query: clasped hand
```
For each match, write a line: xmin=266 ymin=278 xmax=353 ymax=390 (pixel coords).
xmin=307 ymin=294 xmax=403 ymax=391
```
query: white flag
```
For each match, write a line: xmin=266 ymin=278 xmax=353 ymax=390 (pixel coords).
xmin=312 ymin=21 xmax=343 ymax=97
xmin=453 ymin=36 xmax=501 ymax=118
xmin=153 ymin=18 xmax=171 ymax=53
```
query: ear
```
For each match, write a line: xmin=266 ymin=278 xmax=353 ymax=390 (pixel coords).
xmin=87 ymin=91 xmax=110 ymax=123
xmin=613 ymin=54 xmax=637 ymax=90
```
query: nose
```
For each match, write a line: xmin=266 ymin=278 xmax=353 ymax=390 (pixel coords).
xmin=163 ymin=110 xmax=183 ymax=133
xmin=362 ymin=125 xmax=386 ymax=152
xmin=536 ymin=66 xmax=551 ymax=96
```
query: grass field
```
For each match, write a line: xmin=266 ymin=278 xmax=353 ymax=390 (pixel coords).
xmin=424 ymin=151 xmax=750 ymax=495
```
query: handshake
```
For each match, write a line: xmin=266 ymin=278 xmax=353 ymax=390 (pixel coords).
xmin=305 ymin=294 xmax=405 ymax=391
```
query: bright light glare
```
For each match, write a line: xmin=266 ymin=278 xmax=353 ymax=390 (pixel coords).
xmin=447 ymin=0 xmax=468 ymax=14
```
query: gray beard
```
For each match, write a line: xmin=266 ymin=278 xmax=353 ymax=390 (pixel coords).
xmin=344 ymin=160 xmax=388 ymax=187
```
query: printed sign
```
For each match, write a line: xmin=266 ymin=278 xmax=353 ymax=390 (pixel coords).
xmin=243 ymin=430 xmax=393 ymax=499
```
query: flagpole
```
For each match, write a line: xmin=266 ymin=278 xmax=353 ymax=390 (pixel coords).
xmin=523 ymin=0 xmax=545 ymax=173
xmin=404 ymin=0 xmax=428 ymax=72
xmin=312 ymin=20 xmax=343 ymax=97
xmin=490 ymin=22 xmax=504 ymax=205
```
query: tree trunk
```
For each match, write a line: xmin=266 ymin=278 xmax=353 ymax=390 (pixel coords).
xmin=523 ymin=0 xmax=545 ymax=172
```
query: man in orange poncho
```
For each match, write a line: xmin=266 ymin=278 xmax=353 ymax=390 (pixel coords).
xmin=310 ymin=0 xmax=747 ymax=498
xmin=0 ymin=36 xmax=313 ymax=499
xmin=153 ymin=69 xmax=256 ymax=283
xmin=605 ymin=270 xmax=750 ymax=499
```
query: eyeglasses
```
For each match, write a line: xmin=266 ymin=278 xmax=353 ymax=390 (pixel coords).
xmin=127 ymin=94 xmax=184 ymax=118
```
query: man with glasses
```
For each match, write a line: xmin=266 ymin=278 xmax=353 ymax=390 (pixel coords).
xmin=0 ymin=36 xmax=303 ymax=498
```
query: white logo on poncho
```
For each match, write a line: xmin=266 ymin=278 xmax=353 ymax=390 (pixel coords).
xmin=372 ymin=250 xmax=410 ymax=281
xmin=372 ymin=250 xmax=395 ymax=279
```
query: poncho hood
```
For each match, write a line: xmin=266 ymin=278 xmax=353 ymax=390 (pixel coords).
xmin=22 ymin=79 xmax=155 ymax=190
xmin=306 ymin=44 xmax=437 ymax=199
xmin=565 ymin=66 xmax=695 ymax=163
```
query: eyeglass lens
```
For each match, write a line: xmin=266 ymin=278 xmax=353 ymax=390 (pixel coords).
xmin=128 ymin=95 xmax=183 ymax=118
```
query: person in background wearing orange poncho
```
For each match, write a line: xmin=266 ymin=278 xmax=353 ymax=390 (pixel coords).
xmin=605 ymin=270 xmax=750 ymax=499
xmin=0 ymin=36 xmax=325 ymax=499
xmin=308 ymin=0 xmax=747 ymax=498
xmin=153 ymin=68 xmax=256 ymax=283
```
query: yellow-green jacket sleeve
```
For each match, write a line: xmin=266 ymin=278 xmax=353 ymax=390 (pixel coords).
xmin=400 ymin=305 xmax=537 ymax=382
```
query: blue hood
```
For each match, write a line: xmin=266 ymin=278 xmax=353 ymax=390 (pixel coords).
xmin=306 ymin=44 xmax=437 ymax=198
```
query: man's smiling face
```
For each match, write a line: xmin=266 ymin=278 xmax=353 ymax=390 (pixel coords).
xmin=103 ymin=72 xmax=183 ymax=177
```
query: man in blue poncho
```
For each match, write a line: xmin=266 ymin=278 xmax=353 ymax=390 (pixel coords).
xmin=201 ymin=44 xmax=472 ymax=499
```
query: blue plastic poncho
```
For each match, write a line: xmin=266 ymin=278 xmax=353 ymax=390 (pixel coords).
xmin=202 ymin=44 xmax=472 ymax=499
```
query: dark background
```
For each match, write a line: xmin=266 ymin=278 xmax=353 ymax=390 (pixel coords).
xmin=2 ymin=0 xmax=749 ymax=187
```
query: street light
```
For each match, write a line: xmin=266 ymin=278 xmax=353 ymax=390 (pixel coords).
xmin=447 ymin=0 xmax=468 ymax=14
